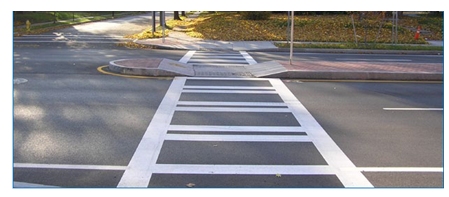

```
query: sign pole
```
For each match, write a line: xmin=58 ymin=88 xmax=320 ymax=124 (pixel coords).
xmin=162 ymin=11 xmax=165 ymax=43
xmin=289 ymin=11 xmax=294 ymax=65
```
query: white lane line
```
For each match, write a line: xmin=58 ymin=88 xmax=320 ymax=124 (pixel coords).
xmin=117 ymin=77 xmax=186 ymax=188
xmin=269 ymin=78 xmax=373 ymax=188
xmin=179 ymin=50 xmax=196 ymax=63
xmin=152 ymin=164 xmax=334 ymax=175
xmin=175 ymin=106 xmax=290 ymax=112
xmin=192 ymin=52 xmax=241 ymax=56
xmin=177 ymin=101 xmax=287 ymax=107
xmin=188 ymin=63 xmax=249 ymax=67
xmin=240 ymin=51 xmax=258 ymax=65
xmin=188 ymin=59 xmax=249 ymax=63
xmin=383 ymin=108 xmax=443 ymax=111
xmin=190 ymin=55 xmax=248 ymax=59
xmin=14 ymin=182 xmax=59 ymax=188
xmin=184 ymin=85 xmax=275 ymax=90
xmin=13 ymin=40 xmax=128 ymax=43
xmin=186 ymin=77 xmax=270 ymax=81
xmin=358 ymin=167 xmax=443 ymax=172
xmin=14 ymin=163 xmax=442 ymax=173
xmin=182 ymin=89 xmax=277 ymax=94
xmin=20 ymin=35 xmax=125 ymax=38
xmin=14 ymin=163 xmax=127 ymax=170
xmin=168 ymin=125 xmax=305 ymax=132
xmin=165 ymin=134 xmax=311 ymax=142
xmin=336 ymin=58 xmax=412 ymax=62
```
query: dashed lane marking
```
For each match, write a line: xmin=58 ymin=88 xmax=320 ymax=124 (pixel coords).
xmin=383 ymin=108 xmax=443 ymax=111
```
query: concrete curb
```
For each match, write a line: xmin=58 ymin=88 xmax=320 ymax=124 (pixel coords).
xmin=109 ymin=58 xmax=194 ymax=76
xmin=108 ymin=58 xmax=443 ymax=81
xmin=138 ymin=41 xmax=443 ymax=55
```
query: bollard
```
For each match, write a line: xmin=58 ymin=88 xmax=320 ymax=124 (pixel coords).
xmin=26 ymin=20 xmax=31 ymax=33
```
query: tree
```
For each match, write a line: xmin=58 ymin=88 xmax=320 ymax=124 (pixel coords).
xmin=174 ymin=11 xmax=181 ymax=20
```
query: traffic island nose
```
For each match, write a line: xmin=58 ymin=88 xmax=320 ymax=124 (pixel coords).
xmin=108 ymin=58 xmax=194 ymax=77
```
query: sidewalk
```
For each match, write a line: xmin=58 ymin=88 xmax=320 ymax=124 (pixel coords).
xmin=110 ymin=12 xmax=443 ymax=81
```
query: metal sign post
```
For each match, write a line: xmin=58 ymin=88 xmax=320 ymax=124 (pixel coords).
xmin=289 ymin=11 xmax=294 ymax=65
xmin=152 ymin=11 xmax=156 ymax=37
xmin=162 ymin=11 xmax=165 ymax=43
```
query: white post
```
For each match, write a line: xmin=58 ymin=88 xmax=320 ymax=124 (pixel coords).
xmin=289 ymin=11 xmax=294 ymax=65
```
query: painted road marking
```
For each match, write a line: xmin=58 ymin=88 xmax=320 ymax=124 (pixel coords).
xmin=168 ymin=125 xmax=305 ymax=132
xmin=14 ymin=34 xmax=130 ymax=43
xmin=118 ymin=77 xmax=374 ymax=188
xmin=269 ymin=78 xmax=373 ymax=187
xmin=240 ymin=51 xmax=258 ymax=65
xmin=184 ymin=85 xmax=275 ymax=90
xmin=358 ymin=167 xmax=443 ymax=172
xmin=24 ymin=77 xmax=441 ymax=188
xmin=14 ymin=163 xmax=127 ymax=170
xmin=175 ymin=106 xmax=291 ymax=112
xmin=383 ymin=108 xmax=443 ymax=111
xmin=14 ymin=182 xmax=59 ymax=188
xmin=14 ymin=163 xmax=442 ymax=173
xmin=336 ymin=58 xmax=412 ymax=62
xmin=164 ymin=134 xmax=311 ymax=142
xmin=180 ymin=51 xmax=257 ymax=66
xmin=179 ymin=50 xmax=196 ymax=63
xmin=97 ymin=65 xmax=172 ymax=79
xmin=150 ymin=164 xmax=335 ymax=175
xmin=177 ymin=101 xmax=287 ymax=107
xmin=117 ymin=77 xmax=186 ymax=187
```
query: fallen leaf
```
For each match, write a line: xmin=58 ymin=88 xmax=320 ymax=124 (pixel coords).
xmin=186 ymin=183 xmax=195 ymax=188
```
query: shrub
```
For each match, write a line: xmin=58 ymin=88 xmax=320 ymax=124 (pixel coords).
xmin=240 ymin=11 xmax=271 ymax=20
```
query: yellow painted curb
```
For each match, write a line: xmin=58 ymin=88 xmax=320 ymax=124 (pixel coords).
xmin=96 ymin=65 xmax=173 ymax=79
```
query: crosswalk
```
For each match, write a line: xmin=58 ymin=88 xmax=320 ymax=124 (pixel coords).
xmin=179 ymin=51 xmax=256 ymax=77
xmin=13 ymin=34 xmax=131 ymax=43
xmin=118 ymin=77 xmax=373 ymax=188
xmin=180 ymin=51 xmax=257 ymax=66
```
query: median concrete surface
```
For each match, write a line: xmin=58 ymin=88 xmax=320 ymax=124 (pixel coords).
xmin=108 ymin=36 xmax=443 ymax=80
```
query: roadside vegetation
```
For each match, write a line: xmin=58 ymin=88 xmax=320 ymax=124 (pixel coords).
xmin=132 ymin=11 xmax=443 ymax=50
xmin=14 ymin=11 xmax=443 ymax=50
xmin=13 ymin=11 xmax=145 ymax=36
xmin=182 ymin=12 xmax=442 ymax=42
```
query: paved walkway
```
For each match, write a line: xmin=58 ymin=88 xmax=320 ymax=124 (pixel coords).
xmin=110 ymin=12 xmax=443 ymax=81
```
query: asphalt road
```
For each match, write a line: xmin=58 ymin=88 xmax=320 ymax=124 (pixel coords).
xmin=11 ymin=13 xmax=444 ymax=192
xmin=250 ymin=51 xmax=443 ymax=64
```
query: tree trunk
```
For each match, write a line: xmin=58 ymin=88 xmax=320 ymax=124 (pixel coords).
xmin=174 ymin=11 xmax=181 ymax=20
xmin=181 ymin=11 xmax=186 ymax=17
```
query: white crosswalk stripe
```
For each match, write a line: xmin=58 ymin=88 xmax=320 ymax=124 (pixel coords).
xmin=118 ymin=77 xmax=374 ymax=188
xmin=186 ymin=51 xmax=255 ymax=66
xmin=179 ymin=51 xmax=257 ymax=77
xmin=14 ymin=34 xmax=131 ymax=43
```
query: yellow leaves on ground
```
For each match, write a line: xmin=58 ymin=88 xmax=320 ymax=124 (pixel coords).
xmin=175 ymin=12 xmax=440 ymax=44
xmin=124 ymin=29 xmax=169 ymax=39
xmin=126 ymin=12 xmax=441 ymax=44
